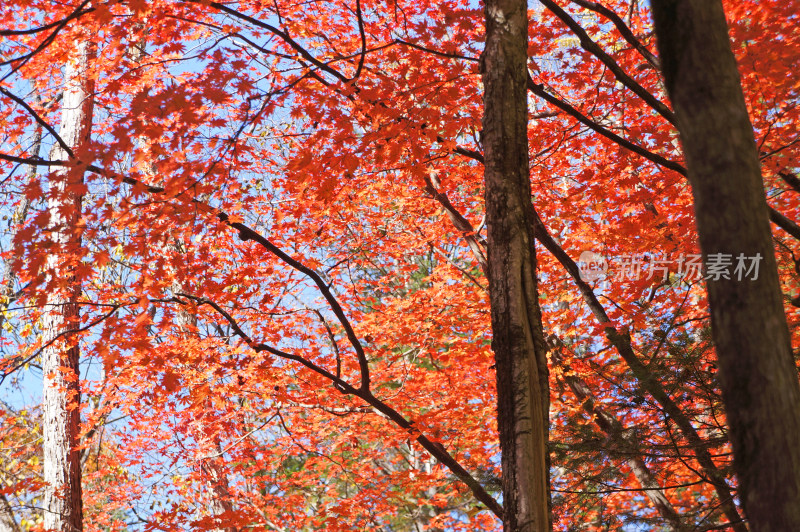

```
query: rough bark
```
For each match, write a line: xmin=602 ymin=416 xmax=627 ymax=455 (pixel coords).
xmin=429 ymin=150 xmax=737 ymax=527
xmin=482 ymin=0 xmax=551 ymax=529
xmin=440 ymin=102 xmax=745 ymax=529
xmin=650 ymin=1 xmax=800 ymax=529
xmin=41 ymin=41 xmax=94 ymax=532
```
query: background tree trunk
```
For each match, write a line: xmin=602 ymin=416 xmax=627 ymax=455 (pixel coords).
xmin=482 ymin=0 xmax=551 ymax=529
xmin=173 ymin=278 xmax=236 ymax=532
xmin=42 ymin=40 xmax=94 ymax=532
xmin=0 ymin=493 xmax=22 ymax=532
xmin=651 ymin=1 xmax=800 ymax=529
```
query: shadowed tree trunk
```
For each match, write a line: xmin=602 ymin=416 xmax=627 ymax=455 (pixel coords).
xmin=482 ymin=0 xmax=551 ymax=529
xmin=41 ymin=41 xmax=95 ymax=532
xmin=651 ymin=1 xmax=800 ymax=529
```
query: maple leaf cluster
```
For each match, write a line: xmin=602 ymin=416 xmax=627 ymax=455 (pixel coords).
xmin=0 ymin=0 xmax=797 ymax=530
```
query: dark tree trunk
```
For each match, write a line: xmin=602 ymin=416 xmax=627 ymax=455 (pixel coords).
xmin=482 ymin=0 xmax=551 ymax=529
xmin=651 ymin=2 xmax=800 ymax=529
xmin=42 ymin=41 xmax=94 ymax=532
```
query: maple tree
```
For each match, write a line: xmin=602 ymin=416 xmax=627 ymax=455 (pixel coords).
xmin=0 ymin=0 xmax=798 ymax=531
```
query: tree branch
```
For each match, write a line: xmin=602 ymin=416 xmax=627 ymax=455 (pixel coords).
xmin=175 ymin=293 xmax=504 ymax=519
xmin=529 ymin=207 xmax=746 ymax=528
xmin=526 ymin=76 xmax=684 ymax=174
xmin=566 ymin=0 xmax=660 ymax=69
xmin=538 ymin=0 xmax=676 ymax=125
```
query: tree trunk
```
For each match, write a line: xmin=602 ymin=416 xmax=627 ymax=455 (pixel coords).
xmin=172 ymin=269 xmax=235 ymax=532
xmin=0 ymin=492 xmax=22 ymax=532
xmin=482 ymin=0 xmax=551 ymax=529
xmin=650 ymin=2 xmax=800 ymax=529
xmin=0 ymin=107 xmax=39 ymax=335
xmin=131 ymin=26 xmax=236 ymax=519
xmin=41 ymin=41 xmax=94 ymax=532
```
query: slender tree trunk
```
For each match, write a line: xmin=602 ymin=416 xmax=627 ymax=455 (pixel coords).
xmin=650 ymin=2 xmax=800 ymax=529
xmin=41 ymin=41 xmax=94 ymax=532
xmin=0 ymin=108 xmax=39 ymax=328
xmin=126 ymin=30 xmax=236 ymax=526
xmin=0 ymin=103 xmax=43 ymax=532
xmin=198 ymin=436 xmax=235 ymax=532
xmin=0 ymin=493 xmax=22 ymax=532
xmin=482 ymin=0 xmax=551 ymax=529
xmin=172 ymin=268 xmax=235 ymax=532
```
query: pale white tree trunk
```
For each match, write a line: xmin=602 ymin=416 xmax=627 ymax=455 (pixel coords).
xmin=41 ymin=40 xmax=94 ymax=532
